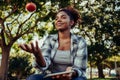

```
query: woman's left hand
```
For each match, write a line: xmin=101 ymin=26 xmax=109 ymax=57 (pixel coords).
xmin=52 ymin=73 xmax=72 ymax=80
xmin=51 ymin=67 xmax=73 ymax=80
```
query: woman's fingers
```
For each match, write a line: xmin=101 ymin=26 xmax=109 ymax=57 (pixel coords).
xmin=51 ymin=73 xmax=72 ymax=80
xmin=24 ymin=44 xmax=32 ymax=52
xmin=66 ymin=67 xmax=72 ymax=71
xmin=67 ymin=73 xmax=72 ymax=80
xmin=30 ymin=42 xmax=35 ymax=53
xmin=51 ymin=76 xmax=55 ymax=79
xmin=61 ymin=73 xmax=72 ymax=80
xmin=52 ymin=75 xmax=60 ymax=79
xmin=19 ymin=44 xmax=32 ymax=53
xmin=19 ymin=44 xmax=27 ymax=51
xmin=35 ymin=41 xmax=41 ymax=53
xmin=36 ymin=41 xmax=40 ymax=51
xmin=19 ymin=41 xmax=41 ymax=55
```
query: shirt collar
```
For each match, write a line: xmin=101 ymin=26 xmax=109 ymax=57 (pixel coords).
xmin=52 ymin=33 xmax=80 ymax=44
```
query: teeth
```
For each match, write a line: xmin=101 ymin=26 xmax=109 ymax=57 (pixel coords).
xmin=56 ymin=23 xmax=61 ymax=26
xmin=58 ymin=23 xmax=62 ymax=25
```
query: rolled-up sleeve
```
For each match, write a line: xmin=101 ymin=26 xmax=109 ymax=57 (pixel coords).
xmin=33 ymin=36 xmax=52 ymax=71
xmin=33 ymin=57 xmax=51 ymax=71
xmin=72 ymin=38 xmax=88 ymax=77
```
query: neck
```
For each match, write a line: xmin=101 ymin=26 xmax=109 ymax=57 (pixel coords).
xmin=58 ymin=31 xmax=71 ymax=40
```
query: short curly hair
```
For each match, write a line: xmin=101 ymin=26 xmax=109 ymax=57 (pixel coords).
xmin=57 ymin=6 xmax=81 ymax=28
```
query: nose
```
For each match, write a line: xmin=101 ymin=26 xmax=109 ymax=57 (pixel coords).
xmin=55 ymin=17 xmax=62 ymax=22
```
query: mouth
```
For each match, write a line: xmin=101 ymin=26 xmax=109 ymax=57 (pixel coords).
xmin=56 ymin=22 xmax=64 ymax=26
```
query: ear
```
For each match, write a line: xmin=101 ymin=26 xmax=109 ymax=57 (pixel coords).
xmin=70 ymin=20 xmax=74 ymax=27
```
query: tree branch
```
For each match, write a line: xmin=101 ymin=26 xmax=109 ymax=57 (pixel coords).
xmin=6 ymin=14 xmax=21 ymax=39
xmin=1 ymin=30 xmax=6 ymax=46
xmin=16 ymin=13 xmax=34 ymax=35
xmin=0 ymin=18 xmax=6 ymax=46
xmin=83 ymin=30 xmax=93 ymax=45
xmin=6 ymin=23 xmax=13 ymax=39
xmin=3 ymin=5 xmax=18 ymax=22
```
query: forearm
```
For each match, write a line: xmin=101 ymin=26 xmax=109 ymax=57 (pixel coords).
xmin=72 ymin=68 xmax=86 ymax=78
xmin=35 ymin=52 xmax=46 ymax=67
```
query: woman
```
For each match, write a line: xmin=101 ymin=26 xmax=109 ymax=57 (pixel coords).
xmin=20 ymin=6 xmax=87 ymax=80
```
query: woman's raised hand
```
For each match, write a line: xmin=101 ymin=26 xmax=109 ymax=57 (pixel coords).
xmin=19 ymin=41 xmax=41 ymax=56
xmin=19 ymin=41 xmax=46 ymax=67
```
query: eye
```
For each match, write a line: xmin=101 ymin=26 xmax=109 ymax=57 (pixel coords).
xmin=55 ymin=17 xmax=58 ymax=20
xmin=61 ymin=15 xmax=67 ymax=19
xmin=62 ymin=16 xmax=66 ymax=19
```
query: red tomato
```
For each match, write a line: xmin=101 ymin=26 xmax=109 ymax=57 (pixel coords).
xmin=25 ymin=2 xmax=36 ymax=12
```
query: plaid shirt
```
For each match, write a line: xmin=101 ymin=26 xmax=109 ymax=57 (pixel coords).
xmin=34 ymin=33 xmax=88 ymax=77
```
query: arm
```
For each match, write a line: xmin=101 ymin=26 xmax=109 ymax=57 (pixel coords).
xmin=33 ymin=41 xmax=46 ymax=67
xmin=72 ymin=39 xmax=88 ymax=77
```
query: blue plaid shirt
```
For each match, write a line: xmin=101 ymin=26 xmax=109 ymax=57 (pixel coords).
xmin=34 ymin=33 xmax=87 ymax=77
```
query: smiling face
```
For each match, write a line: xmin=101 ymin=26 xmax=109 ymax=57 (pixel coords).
xmin=55 ymin=11 xmax=74 ymax=31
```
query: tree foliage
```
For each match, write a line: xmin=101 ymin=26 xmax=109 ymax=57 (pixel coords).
xmin=74 ymin=0 xmax=120 ymax=78
xmin=8 ymin=52 xmax=33 ymax=80
xmin=0 ymin=0 xmax=73 ymax=80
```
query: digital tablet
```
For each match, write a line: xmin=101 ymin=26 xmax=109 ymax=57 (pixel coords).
xmin=44 ymin=70 xmax=74 ymax=78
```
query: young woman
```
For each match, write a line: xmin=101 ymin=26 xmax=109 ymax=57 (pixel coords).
xmin=20 ymin=6 xmax=87 ymax=80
